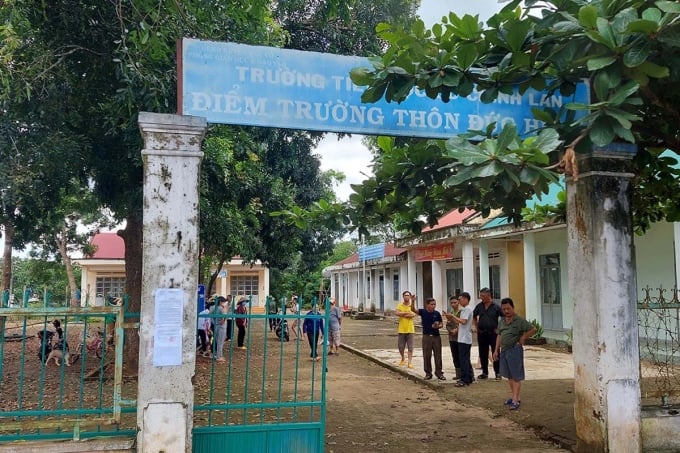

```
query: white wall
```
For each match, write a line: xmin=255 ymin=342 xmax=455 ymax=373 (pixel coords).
xmin=634 ymin=221 xmax=676 ymax=294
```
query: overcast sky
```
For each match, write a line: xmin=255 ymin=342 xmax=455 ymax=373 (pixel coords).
xmin=317 ymin=0 xmax=504 ymax=200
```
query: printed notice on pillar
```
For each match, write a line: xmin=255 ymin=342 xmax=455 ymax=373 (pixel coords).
xmin=153 ymin=288 xmax=184 ymax=367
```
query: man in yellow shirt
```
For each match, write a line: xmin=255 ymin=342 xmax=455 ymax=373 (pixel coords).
xmin=396 ymin=290 xmax=417 ymax=368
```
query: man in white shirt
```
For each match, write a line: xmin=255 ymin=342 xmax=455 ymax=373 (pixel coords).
xmin=450 ymin=292 xmax=473 ymax=386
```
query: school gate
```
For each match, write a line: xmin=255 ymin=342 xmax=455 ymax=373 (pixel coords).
xmin=0 ymin=39 xmax=588 ymax=453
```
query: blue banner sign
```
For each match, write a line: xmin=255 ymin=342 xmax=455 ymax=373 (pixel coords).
xmin=179 ymin=39 xmax=589 ymax=138
xmin=358 ymin=243 xmax=386 ymax=262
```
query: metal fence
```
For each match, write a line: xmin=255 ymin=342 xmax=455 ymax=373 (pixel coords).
xmin=637 ymin=285 xmax=680 ymax=407
xmin=193 ymin=295 xmax=329 ymax=453
xmin=0 ymin=295 xmax=135 ymax=443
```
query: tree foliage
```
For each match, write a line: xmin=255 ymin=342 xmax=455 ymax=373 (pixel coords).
xmin=338 ymin=0 xmax=680 ymax=234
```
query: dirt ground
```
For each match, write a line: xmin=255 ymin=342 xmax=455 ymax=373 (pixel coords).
xmin=331 ymin=318 xmax=574 ymax=452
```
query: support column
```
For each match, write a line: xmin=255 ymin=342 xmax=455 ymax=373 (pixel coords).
xmin=137 ymin=112 xmax=207 ymax=453
xmin=407 ymin=251 xmax=417 ymax=294
xmin=567 ymin=144 xmax=640 ymax=453
xmin=478 ymin=240 xmax=489 ymax=290
xmin=523 ymin=233 xmax=539 ymax=322
xmin=674 ymin=223 xmax=680 ymax=288
xmin=431 ymin=259 xmax=443 ymax=305
xmin=462 ymin=241 xmax=475 ymax=296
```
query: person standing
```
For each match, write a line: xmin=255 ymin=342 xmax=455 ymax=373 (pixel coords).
xmin=214 ymin=296 xmax=228 ymax=362
xmin=443 ymin=295 xmax=462 ymax=380
xmin=451 ymin=292 xmax=474 ymax=386
xmin=302 ymin=304 xmax=325 ymax=361
xmin=328 ymin=298 xmax=342 ymax=355
xmin=473 ymin=287 xmax=503 ymax=380
xmin=290 ymin=295 xmax=300 ymax=340
xmin=235 ymin=298 xmax=248 ymax=350
xmin=416 ymin=297 xmax=445 ymax=380
xmin=225 ymin=294 xmax=234 ymax=342
xmin=395 ymin=291 xmax=417 ymax=368
xmin=197 ymin=302 xmax=211 ymax=357
xmin=267 ymin=296 xmax=278 ymax=332
xmin=493 ymin=297 xmax=537 ymax=410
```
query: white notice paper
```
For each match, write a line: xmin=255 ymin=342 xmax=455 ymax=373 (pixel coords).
xmin=153 ymin=288 xmax=184 ymax=367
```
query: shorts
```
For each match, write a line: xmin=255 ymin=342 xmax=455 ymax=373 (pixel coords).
xmin=398 ymin=333 xmax=414 ymax=352
xmin=329 ymin=329 xmax=341 ymax=347
xmin=499 ymin=343 xmax=525 ymax=381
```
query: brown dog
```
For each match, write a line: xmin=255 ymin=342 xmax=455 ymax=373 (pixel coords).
xmin=46 ymin=348 xmax=71 ymax=366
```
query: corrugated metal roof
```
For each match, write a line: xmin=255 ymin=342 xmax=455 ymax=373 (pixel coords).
xmin=421 ymin=208 xmax=476 ymax=232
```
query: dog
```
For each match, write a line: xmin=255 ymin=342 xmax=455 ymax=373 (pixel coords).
xmin=45 ymin=347 xmax=72 ymax=366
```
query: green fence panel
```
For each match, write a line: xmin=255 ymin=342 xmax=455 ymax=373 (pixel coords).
xmin=193 ymin=295 xmax=329 ymax=452
xmin=0 ymin=304 xmax=136 ymax=443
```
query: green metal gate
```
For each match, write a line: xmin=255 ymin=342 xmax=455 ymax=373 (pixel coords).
xmin=0 ymin=294 xmax=135 ymax=443
xmin=193 ymin=296 xmax=328 ymax=453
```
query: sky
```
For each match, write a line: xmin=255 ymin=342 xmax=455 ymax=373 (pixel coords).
xmin=317 ymin=0 xmax=503 ymax=200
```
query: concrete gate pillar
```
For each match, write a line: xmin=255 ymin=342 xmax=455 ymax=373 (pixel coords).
xmin=567 ymin=144 xmax=641 ymax=453
xmin=137 ymin=112 xmax=207 ymax=453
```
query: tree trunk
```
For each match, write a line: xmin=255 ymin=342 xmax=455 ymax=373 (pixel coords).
xmin=1 ymin=223 xmax=14 ymax=293
xmin=119 ymin=212 xmax=143 ymax=375
xmin=55 ymin=227 xmax=79 ymax=307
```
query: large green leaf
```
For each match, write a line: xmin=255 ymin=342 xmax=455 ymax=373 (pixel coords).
xmin=595 ymin=17 xmax=617 ymax=48
xmin=608 ymin=80 xmax=640 ymax=105
xmin=656 ymin=1 xmax=680 ymax=13
xmin=504 ymin=19 xmax=533 ymax=52
xmin=578 ymin=5 xmax=598 ymax=28
xmin=626 ymin=19 xmax=659 ymax=33
xmin=587 ymin=56 xmax=616 ymax=70
xmin=623 ymin=40 xmax=650 ymax=67
xmin=590 ymin=115 xmax=616 ymax=146
xmin=457 ymin=43 xmax=479 ymax=69
xmin=531 ymin=128 xmax=562 ymax=153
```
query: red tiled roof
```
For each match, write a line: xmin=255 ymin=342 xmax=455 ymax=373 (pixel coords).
xmin=421 ymin=208 xmax=476 ymax=232
xmin=90 ymin=233 xmax=125 ymax=259
xmin=334 ymin=243 xmax=407 ymax=266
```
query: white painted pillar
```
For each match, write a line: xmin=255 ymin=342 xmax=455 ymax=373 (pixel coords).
xmin=137 ymin=112 xmax=207 ymax=453
xmin=567 ymin=145 xmax=640 ymax=453
xmin=674 ymin=222 xmax=680 ymax=289
xmin=407 ymin=251 xmax=417 ymax=294
xmin=523 ymin=233 xmax=539 ymax=322
xmin=462 ymin=241 xmax=475 ymax=296
xmin=431 ymin=259 xmax=443 ymax=304
xmin=478 ymin=240 xmax=489 ymax=290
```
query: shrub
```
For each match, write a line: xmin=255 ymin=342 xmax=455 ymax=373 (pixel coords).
xmin=530 ymin=319 xmax=544 ymax=338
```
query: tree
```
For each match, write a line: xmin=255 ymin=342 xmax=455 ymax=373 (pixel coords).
xmin=341 ymin=0 xmax=680 ymax=233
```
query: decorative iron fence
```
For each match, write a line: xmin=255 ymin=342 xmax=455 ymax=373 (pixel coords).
xmin=637 ymin=285 xmax=680 ymax=407
xmin=0 ymin=294 xmax=136 ymax=443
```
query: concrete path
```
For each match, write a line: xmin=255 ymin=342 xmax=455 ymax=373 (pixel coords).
xmin=357 ymin=344 xmax=575 ymax=383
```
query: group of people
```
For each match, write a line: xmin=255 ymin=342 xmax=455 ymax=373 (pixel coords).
xmin=196 ymin=294 xmax=249 ymax=362
xmin=288 ymin=295 xmax=343 ymax=361
xmin=396 ymin=288 xmax=536 ymax=410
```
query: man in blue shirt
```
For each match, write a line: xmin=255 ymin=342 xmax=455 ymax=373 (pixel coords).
xmin=417 ymin=297 xmax=445 ymax=380
xmin=302 ymin=305 xmax=325 ymax=361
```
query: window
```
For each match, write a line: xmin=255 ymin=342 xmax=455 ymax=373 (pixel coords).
xmin=392 ymin=272 xmax=400 ymax=301
xmin=445 ymin=268 xmax=464 ymax=298
xmin=540 ymin=254 xmax=561 ymax=305
xmin=231 ymin=274 xmax=259 ymax=297
xmin=475 ymin=265 xmax=501 ymax=301
xmin=96 ymin=275 xmax=126 ymax=298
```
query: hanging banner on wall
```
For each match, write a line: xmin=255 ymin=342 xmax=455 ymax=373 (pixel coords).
xmin=178 ymin=39 xmax=589 ymax=139
xmin=414 ymin=243 xmax=454 ymax=262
